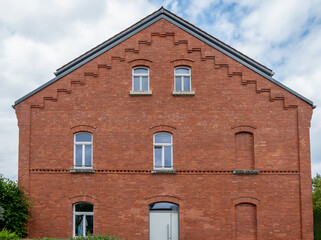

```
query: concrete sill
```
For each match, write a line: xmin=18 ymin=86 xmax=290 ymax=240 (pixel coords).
xmin=151 ymin=169 xmax=177 ymax=174
xmin=233 ymin=169 xmax=259 ymax=175
xmin=70 ymin=168 xmax=95 ymax=173
xmin=172 ymin=91 xmax=195 ymax=96
xmin=130 ymin=91 xmax=152 ymax=96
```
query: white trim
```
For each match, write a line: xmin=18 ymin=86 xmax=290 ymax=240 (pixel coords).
xmin=132 ymin=67 xmax=150 ymax=92
xmin=129 ymin=90 xmax=152 ymax=95
xmin=172 ymin=91 xmax=195 ymax=96
xmin=153 ymin=132 xmax=173 ymax=169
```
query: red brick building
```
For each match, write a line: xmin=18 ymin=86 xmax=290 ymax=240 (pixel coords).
xmin=14 ymin=8 xmax=315 ymax=240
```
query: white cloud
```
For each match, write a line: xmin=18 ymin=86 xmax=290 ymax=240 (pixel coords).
xmin=0 ymin=0 xmax=158 ymax=179
xmin=185 ymin=0 xmax=218 ymax=21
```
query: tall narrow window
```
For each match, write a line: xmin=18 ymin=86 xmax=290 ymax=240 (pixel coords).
xmin=133 ymin=67 xmax=149 ymax=91
xmin=154 ymin=133 xmax=173 ymax=169
xmin=174 ymin=67 xmax=191 ymax=91
xmin=73 ymin=202 xmax=94 ymax=237
xmin=235 ymin=203 xmax=257 ymax=240
xmin=235 ymin=132 xmax=254 ymax=169
xmin=74 ymin=132 xmax=93 ymax=168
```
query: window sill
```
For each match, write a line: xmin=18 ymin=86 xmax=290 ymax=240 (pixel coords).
xmin=130 ymin=91 xmax=152 ymax=96
xmin=151 ymin=169 xmax=177 ymax=174
xmin=172 ymin=91 xmax=195 ymax=96
xmin=70 ymin=168 xmax=95 ymax=173
xmin=233 ymin=169 xmax=259 ymax=175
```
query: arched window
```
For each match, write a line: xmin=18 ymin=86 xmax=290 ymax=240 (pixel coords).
xmin=74 ymin=132 xmax=93 ymax=168
xmin=149 ymin=202 xmax=179 ymax=240
xmin=174 ymin=67 xmax=191 ymax=91
xmin=132 ymin=67 xmax=149 ymax=91
xmin=153 ymin=132 xmax=173 ymax=169
xmin=73 ymin=202 xmax=94 ymax=237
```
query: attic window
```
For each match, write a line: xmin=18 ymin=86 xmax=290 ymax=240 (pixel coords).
xmin=130 ymin=67 xmax=152 ymax=95
xmin=175 ymin=67 xmax=191 ymax=91
xmin=172 ymin=67 xmax=195 ymax=96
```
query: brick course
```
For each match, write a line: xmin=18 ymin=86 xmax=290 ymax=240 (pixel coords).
xmin=14 ymin=15 xmax=314 ymax=239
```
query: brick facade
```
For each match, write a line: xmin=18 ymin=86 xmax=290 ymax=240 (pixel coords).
xmin=14 ymin=8 xmax=314 ymax=239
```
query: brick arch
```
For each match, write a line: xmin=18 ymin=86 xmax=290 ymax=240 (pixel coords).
xmin=128 ymin=59 xmax=152 ymax=68
xmin=145 ymin=195 xmax=181 ymax=205
xmin=171 ymin=58 xmax=194 ymax=64
xmin=231 ymin=125 xmax=256 ymax=134
xmin=232 ymin=196 xmax=260 ymax=206
xmin=150 ymin=124 xmax=176 ymax=134
xmin=68 ymin=195 xmax=97 ymax=205
xmin=70 ymin=124 xmax=97 ymax=134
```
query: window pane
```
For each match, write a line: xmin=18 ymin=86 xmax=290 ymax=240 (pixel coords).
xmin=154 ymin=147 xmax=162 ymax=168
xmin=75 ymin=203 xmax=94 ymax=212
xmin=75 ymin=215 xmax=84 ymax=236
xmin=175 ymin=68 xmax=190 ymax=74
xmin=85 ymin=145 xmax=92 ymax=167
xmin=134 ymin=68 xmax=148 ymax=74
xmin=164 ymin=146 xmax=172 ymax=168
xmin=150 ymin=202 xmax=178 ymax=210
xmin=86 ymin=216 xmax=94 ymax=236
xmin=183 ymin=76 xmax=190 ymax=91
xmin=142 ymin=76 xmax=148 ymax=91
xmin=75 ymin=145 xmax=83 ymax=167
xmin=76 ymin=133 xmax=92 ymax=142
xmin=175 ymin=76 xmax=181 ymax=91
xmin=133 ymin=76 xmax=140 ymax=91
xmin=155 ymin=134 xmax=171 ymax=143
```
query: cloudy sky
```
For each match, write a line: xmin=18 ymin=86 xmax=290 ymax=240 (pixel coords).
xmin=1 ymin=0 xmax=321 ymax=180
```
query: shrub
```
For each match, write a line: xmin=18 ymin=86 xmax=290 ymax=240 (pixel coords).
xmin=0 ymin=176 xmax=30 ymax=237
xmin=29 ymin=234 xmax=122 ymax=240
xmin=0 ymin=228 xmax=20 ymax=240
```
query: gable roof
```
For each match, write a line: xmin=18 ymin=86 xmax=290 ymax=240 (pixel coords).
xmin=14 ymin=7 xmax=314 ymax=107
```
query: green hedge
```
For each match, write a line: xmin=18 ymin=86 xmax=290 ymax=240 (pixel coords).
xmin=0 ymin=176 xmax=30 ymax=237
xmin=27 ymin=234 xmax=122 ymax=240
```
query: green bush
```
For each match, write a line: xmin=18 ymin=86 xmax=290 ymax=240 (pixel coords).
xmin=0 ymin=228 xmax=20 ymax=240
xmin=313 ymin=173 xmax=321 ymax=240
xmin=0 ymin=175 xmax=30 ymax=237
xmin=29 ymin=234 xmax=122 ymax=240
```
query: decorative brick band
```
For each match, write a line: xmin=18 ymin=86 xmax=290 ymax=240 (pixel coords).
xmin=29 ymin=169 xmax=299 ymax=174
xmin=27 ymin=31 xmax=299 ymax=111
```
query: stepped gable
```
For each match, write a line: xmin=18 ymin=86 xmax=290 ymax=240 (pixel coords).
xmin=13 ymin=7 xmax=314 ymax=108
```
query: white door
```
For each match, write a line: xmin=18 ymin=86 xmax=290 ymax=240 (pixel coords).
xmin=150 ymin=211 xmax=179 ymax=240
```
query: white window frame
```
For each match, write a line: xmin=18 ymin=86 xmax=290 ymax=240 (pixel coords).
xmin=174 ymin=67 xmax=191 ymax=92
xmin=153 ymin=132 xmax=173 ymax=169
xmin=73 ymin=202 xmax=94 ymax=237
xmin=132 ymin=67 xmax=149 ymax=92
xmin=74 ymin=132 xmax=93 ymax=168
